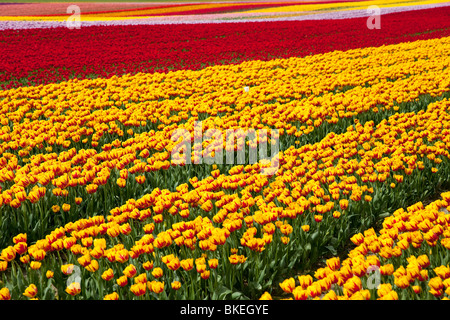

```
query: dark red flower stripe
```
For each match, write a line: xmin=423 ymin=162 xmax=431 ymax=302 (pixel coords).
xmin=1 ymin=6 xmax=450 ymax=90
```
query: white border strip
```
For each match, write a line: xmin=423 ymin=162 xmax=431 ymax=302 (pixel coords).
xmin=0 ymin=2 xmax=450 ymax=30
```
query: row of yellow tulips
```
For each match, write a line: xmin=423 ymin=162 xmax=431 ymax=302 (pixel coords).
xmin=1 ymin=92 xmax=449 ymax=299
xmin=263 ymin=191 xmax=450 ymax=300
xmin=0 ymin=37 xmax=449 ymax=248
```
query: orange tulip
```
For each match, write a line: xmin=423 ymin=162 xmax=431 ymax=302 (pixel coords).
xmin=66 ymin=282 xmax=81 ymax=296
xmin=0 ymin=246 xmax=16 ymax=262
xmin=123 ymin=264 xmax=137 ymax=278
xmin=180 ymin=258 xmax=194 ymax=271
xmin=143 ymin=260 xmax=154 ymax=271
xmin=0 ymin=287 xmax=11 ymax=300
xmin=292 ymin=286 xmax=308 ymax=300
xmin=428 ymin=277 xmax=444 ymax=292
xmin=148 ymin=281 xmax=164 ymax=294
xmin=171 ymin=281 xmax=181 ymax=290
xmin=326 ymin=257 xmax=340 ymax=272
xmin=301 ymin=225 xmax=310 ymax=232
xmin=279 ymin=278 xmax=296 ymax=294
xmin=104 ymin=292 xmax=119 ymax=300
xmin=201 ymin=270 xmax=210 ymax=280
xmin=152 ymin=267 xmax=163 ymax=279
xmin=23 ymin=284 xmax=38 ymax=298
xmin=116 ymin=275 xmax=128 ymax=287
xmin=208 ymin=259 xmax=218 ymax=269
xmin=13 ymin=233 xmax=27 ymax=244
xmin=298 ymin=275 xmax=313 ymax=289
xmin=130 ymin=282 xmax=147 ymax=296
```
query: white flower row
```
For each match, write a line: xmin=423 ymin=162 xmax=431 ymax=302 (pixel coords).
xmin=1 ymin=2 xmax=450 ymax=30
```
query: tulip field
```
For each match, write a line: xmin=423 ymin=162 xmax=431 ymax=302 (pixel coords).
xmin=1 ymin=0 xmax=450 ymax=301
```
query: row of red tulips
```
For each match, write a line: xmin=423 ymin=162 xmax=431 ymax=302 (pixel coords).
xmin=1 ymin=6 xmax=450 ymax=89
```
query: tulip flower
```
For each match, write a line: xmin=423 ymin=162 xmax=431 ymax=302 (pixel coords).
xmin=0 ymin=287 xmax=11 ymax=300
xmin=130 ymin=283 xmax=147 ymax=296
xmin=66 ymin=282 xmax=81 ymax=296
xmin=143 ymin=261 xmax=154 ymax=271
xmin=148 ymin=281 xmax=164 ymax=294
xmin=102 ymin=268 xmax=114 ymax=281
xmin=0 ymin=246 xmax=16 ymax=262
xmin=61 ymin=264 xmax=75 ymax=275
xmin=280 ymin=278 xmax=296 ymax=294
xmin=151 ymin=267 xmax=163 ymax=279
xmin=30 ymin=261 xmax=41 ymax=270
xmin=23 ymin=284 xmax=38 ymax=298
xmin=116 ymin=276 xmax=128 ymax=288
xmin=104 ymin=292 xmax=119 ymax=300
xmin=123 ymin=264 xmax=137 ymax=278
xmin=180 ymin=259 xmax=194 ymax=271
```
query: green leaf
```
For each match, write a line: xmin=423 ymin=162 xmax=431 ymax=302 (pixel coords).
xmin=279 ymin=254 xmax=287 ymax=269
xmin=263 ymin=279 xmax=273 ymax=291
xmin=249 ymin=281 xmax=262 ymax=292
xmin=257 ymin=266 xmax=267 ymax=283
xmin=304 ymin=242 xmax=311 ymax=253
xmin=288 ymin=251 xmax=301 ymax=269
xmin=16 ymin=269 xmax=24 ymax=296
xmin=378 ymin=212 xmax=391 ymax=219
xmin=231 ymin=291 xmax=247 ymax=300
xmin=43 ymin=280 xmax=56 ymax=300
xmin=84 ymin=278 xmax=91 ymax=299
xmin=325 ymin=245 xmax=337 ymax=256
xmin=311 ymin=230 xmax=320 ymax=243
xmin=215 ymin=285 xmax=232 ymax=300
